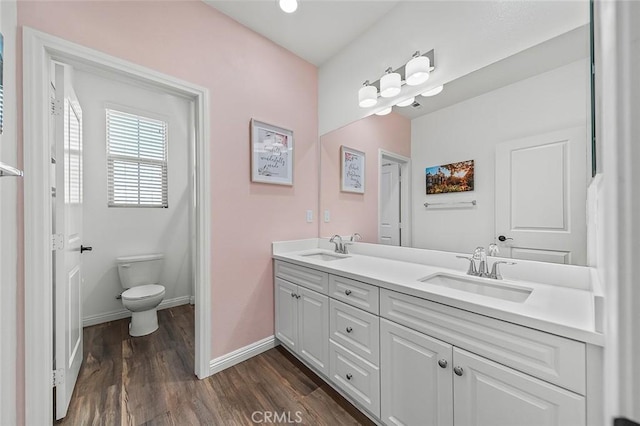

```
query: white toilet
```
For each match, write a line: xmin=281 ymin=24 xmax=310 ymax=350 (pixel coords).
xmin=116 ymin=253 xmax=166 ymax=337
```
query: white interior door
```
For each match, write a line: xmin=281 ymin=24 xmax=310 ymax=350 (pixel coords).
xmin=379 ymin=162 xmax=401 ymax=246
xmin=495 ymin=127 xmax=587 ymax=265
xmin=54 ymin=63 xmax=84 ymax=420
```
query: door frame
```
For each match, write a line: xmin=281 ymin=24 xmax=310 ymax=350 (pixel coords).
xmin=377 ymin=149 xmax=411 ymax=246
xmin=23 ymin=27 xmax=212 ymax=424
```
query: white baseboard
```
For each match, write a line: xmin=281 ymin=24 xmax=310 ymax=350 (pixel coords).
xmin=82 ymin=295 xmax=191 ymax=327
xmin=209 ymin=335 xmax=276 ymax=375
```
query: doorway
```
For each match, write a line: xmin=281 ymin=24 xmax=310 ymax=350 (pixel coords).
xmin=23 ymin=28 xmax=212 ymax=424
xmin=378 ymin=150 xmax=411 ymax=246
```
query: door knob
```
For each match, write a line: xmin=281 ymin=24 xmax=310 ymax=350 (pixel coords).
xmin=80 ymin=245 xmax=93 ymax=253
xmin=497 ymin=235 xmax=513 ymax=242
xmin=345 ymin=289 xmax=352 ymax=296
xmin=346 ymin=373 xmax=353 ymax=381
xmin=453 ymin=366 xmax=464 ymax=376
xmin=346 ymin=326 xmax=353 ymax=333
xmin=438 ymin=359 xmax=448 ymax=369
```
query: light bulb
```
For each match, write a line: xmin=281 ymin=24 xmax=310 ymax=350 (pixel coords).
xmin=421 ymin=85 xmax=444 ymax=97
xmin=279 ymin=0 xmax=298 ymax=13
xmin=396 ymin=97 xmax=415 ymax=107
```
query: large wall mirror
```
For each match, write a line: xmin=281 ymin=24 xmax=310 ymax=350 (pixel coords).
xmin=319 ymin=2 xmax=592 ymax=266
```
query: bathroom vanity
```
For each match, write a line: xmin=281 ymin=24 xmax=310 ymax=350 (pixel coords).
xmin=273 ymin=239 xmax=603 ymax=426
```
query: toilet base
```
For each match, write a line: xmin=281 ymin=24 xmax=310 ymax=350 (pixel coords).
xmin=128 ymin=308 xmax=159 ymax=337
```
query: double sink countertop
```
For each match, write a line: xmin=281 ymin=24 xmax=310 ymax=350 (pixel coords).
xmin=273 ymin=239 xmax=604 ymax=346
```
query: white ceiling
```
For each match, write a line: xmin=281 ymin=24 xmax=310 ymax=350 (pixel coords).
xmin=203 ymin=0 xmax=400 ymax=66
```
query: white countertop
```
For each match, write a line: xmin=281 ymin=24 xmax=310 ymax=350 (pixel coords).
xmin=273 ymin=244 xmax=604 ymax=346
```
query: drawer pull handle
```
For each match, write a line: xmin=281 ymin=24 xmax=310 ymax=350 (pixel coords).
xmin=346 ymin=327 xmax=353 ymax=333
xmin=345 ymin=289 xmax=352 ymax=296
xmin=346 ymin=373 xmax=353 ymax=381
xmin=438 ymin=359 xmax=448 ymax=369
xmin=454 ymin=366 xmax=464 ymax=376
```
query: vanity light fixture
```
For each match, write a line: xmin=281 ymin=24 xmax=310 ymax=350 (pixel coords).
xmin=279 ymin=0 xmax=298 ymax=13
xmin=396 ymin=96 xmax=415 ymax=107
xmin=405 ymin=51 xmax=430 ymax=86
xmin=358 ymin=80 xmax=378 ymax=108
xmin=421 ymin=85 xmax=444 ymax=97
xmin=380 ymin=68 xmax=401 ymax=98
xmin=375 ymin=107 xmax=392 ymax=116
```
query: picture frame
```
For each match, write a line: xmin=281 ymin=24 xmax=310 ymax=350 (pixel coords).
xmin=250 ymin=119 xmax=293 ymax=186
xmin=340 ymin=146 xmax=365 ymax=194
xmin=425 ymin=159 xmax=474 ymax=194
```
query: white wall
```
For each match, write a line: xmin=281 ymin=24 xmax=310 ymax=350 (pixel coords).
xmin=318 ymin=1 xmax=589 ymax=135
xmin=411 ymin=59 xmax=589 ymax=255
xmin=74 ymin=69 xmax=192 ymax=325
xmin=0 ymin=2 xmax=19 ymax=424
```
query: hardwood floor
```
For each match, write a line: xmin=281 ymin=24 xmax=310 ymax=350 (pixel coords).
xmin=59 ymin=305 xmax=374 ymax=425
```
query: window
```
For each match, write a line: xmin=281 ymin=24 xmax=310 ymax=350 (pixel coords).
xmin=106 ymin=108 xmax=168 ymax=207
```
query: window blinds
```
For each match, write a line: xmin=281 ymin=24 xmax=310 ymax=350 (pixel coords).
xmin=106 ymin=109 xmax=168 ymax=207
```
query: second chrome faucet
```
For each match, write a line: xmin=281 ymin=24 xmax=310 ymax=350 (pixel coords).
xmin=330 ymin=233 xmax=362 ymax=254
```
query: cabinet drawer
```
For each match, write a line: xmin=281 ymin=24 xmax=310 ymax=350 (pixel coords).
xmin=275 ymin=261 xmax=328 ymax=294
xmin=329 ymin=275 xmax=379 ymax=314
xmin=330 ymin=299 xmax=379 ymax=365
xmin=329 ymin=341 xmax=380 ymax=418
xmin=380 ymin=289 xmax=586 ymax=395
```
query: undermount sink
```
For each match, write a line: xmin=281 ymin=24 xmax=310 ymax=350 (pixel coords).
xmin=419 ymin=273 xmax=532 ymax=303
xmin=301 ymin=252 xmax=350 ymax=261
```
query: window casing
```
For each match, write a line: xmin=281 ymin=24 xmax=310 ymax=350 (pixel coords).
xmin=106 ymin=108 xmax=168 ymax=208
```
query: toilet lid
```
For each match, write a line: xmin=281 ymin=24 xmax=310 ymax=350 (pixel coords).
xmin=122 ymin=284 xmax=165 ymax=300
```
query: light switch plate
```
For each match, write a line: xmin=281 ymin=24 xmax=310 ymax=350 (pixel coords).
xmin=324 ymin=210 xmax=330 ymax=223
xmin=306 ymin=210 xmax=313 ymax=223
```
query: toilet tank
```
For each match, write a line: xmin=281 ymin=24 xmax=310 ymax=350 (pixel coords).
xmin=116 ymin=254 xmax=164 ymax=289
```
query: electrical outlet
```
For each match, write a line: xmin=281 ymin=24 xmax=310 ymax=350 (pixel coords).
xmin=306 ymin=210 xmax=313 ymax=223
xmin=324 ymin=210 xmax=331 ymax=223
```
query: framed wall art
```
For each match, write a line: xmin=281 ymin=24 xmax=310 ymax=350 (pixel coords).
xmin=250 ymin=119 xmax=293 ymax=185
xmin=341 ymin=145 xmax=365 ymax=194
xmin=425 ymin=160 xmax=474 ymax=194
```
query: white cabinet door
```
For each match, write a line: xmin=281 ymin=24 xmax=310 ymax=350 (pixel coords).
xmin=380 ymin=319 xmax=453 ymax=426
xmin=453 ymin=348 xmax=585 ymax=426
xmin=275 ymin=278 xmax=298 ymax=351
xmin=298 ymin=286 xmax=329 ymax=376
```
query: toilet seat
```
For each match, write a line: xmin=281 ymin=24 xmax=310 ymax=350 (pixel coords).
xmin=122 ymin=284 xmax=165 ymax=300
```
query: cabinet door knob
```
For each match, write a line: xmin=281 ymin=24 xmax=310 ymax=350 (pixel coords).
xmin=346 ymin=373 xmax=353 ymax=381
xmin=438 ymin=359 xmax=448 ymax=369
xmin=291 ymin=293 xmax=296 ymax=298
xmin=296 ymin=294 xmax=301 ymax=299
xmin=346 ymin=326 xmax=353 ymax=333
xmin=453 ymin=366 xmax=464 ymax=376
xmin=345 ymin=289 xmax=352 ymax=296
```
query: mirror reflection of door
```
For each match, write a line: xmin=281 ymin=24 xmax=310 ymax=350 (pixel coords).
xmin=379 ymin=162 xmax=401 ymax=246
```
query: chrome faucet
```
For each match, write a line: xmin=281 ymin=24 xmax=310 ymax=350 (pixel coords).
xmin=473 ymin=246 xmax=490 ymax=277
xmin=457 ymin=245 xmax=516 ymax=279
xmin=342 ymin=233 xmax=362 ymax=254
xmin=329 ymin=235 xmax=344 ymax=254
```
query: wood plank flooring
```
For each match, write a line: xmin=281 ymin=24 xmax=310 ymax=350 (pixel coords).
xmin=58 ymin=305 xmax=374 ymax=425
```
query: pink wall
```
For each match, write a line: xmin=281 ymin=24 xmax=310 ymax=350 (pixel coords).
xmin=320 ymin=112 xmax=411 ymax=242
xmin=17 ymin=0 xmax=318 ymax=361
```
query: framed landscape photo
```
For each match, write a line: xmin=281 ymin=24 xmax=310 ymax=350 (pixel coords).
xmin=340 ymin=146 xmax=365 ymax=194
xmin=425 ymin=160 xmax=474 ymax=194
xmin=250 ymin=119 xmax=293 ymax=185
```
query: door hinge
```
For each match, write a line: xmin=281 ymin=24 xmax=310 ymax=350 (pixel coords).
xmin=51 ymin=98 xmax=62 ymax=116
xmin=51 ymin=234 xmax=64 ymax=250
xmin=399 ymin=222 xmax=403 ymax=229
xmin=52 ymin=368 xmax=64 ymax=387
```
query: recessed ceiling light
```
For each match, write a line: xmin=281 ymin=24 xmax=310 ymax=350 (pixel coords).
xmin=279 ymin=0 xmax=298 ymax=13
